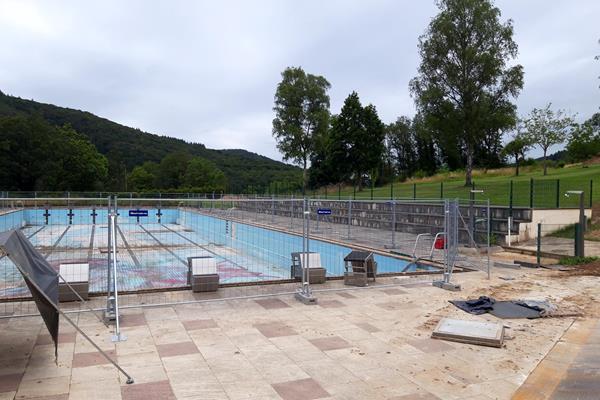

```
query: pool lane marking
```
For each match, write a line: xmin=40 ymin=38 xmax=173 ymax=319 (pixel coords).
xmin=139 ymin=224 xmax=188 ymax=267
xmin=42 ymin=225 xmax=71 ymax=259
xmin=160 ymin=223 xmax=245 ymax=269
xmin=26 ymin=225 xmax=46 ymax=239
xmin=116 ymin=225 xmax=142 ymax=268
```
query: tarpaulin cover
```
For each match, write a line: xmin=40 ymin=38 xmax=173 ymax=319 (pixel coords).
xmin=450 ymin=296 xmax=496 ymax=315
xmin=0 ymin=229 xmax=59 ymax=354
xmin=450 ymin=296 xmax=543 ymax=319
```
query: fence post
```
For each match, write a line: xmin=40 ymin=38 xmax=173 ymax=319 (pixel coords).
xmin=390 ymin=181 xmax=394 ymax=200
xmin=529 ymin=178 xmax=534 ymax=208
xmin=536 ymin=223 xmax=541 ymax=267
xmin=575 ymin=223 xmax=584 ymax=257
xmin=370 ymin=181 xmax=374 ymax=200
xmin=590 ymin=180 xmax=593 ymax=208
xmin=440 ymin=182 xmax=443 ymax=199
xmin=486 ymin=199 xmax=491 ymax=280
xmin=325 ymin=187 xmax=328 ymax=199
xmin=338 ymin=184 xmax=341 ymax=200
xmin=391 ymin=200 xmax=396 ymax=248
xmin=271 ymin=195 xmax=275 ymax=224
xmin=347 ymin=198 xmax=352 ymax=240
xmin=413 ymin=183 xmax=416 ymax=200
xmin=556 ymin=179 xmax=560 ymax=208
xmin=353 ymin=186 xmax=356 ymax=200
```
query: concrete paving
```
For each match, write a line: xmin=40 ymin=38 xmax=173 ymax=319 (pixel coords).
xmin=0 ymin=265 xmax=597 ymax=400
xmin=513 ymin=318 xmax=600 ymax=400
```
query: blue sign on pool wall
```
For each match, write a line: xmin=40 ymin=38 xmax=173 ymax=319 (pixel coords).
xmin=317 ymin=208 xmax=332 ymax=215
xmin=128 ymin=209 xmax=149 ymax=217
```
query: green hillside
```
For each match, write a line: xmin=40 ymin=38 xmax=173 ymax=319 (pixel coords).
xmin=0 ymin=91 xmax=301 ymax=192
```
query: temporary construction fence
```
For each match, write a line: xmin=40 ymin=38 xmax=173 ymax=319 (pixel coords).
xmin=0 ymin=196 xmax=491 ymax=320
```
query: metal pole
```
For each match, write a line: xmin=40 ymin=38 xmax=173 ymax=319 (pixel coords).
xmin=290 ymin=196 xmax=294 ymax=229
xmin=391 ymin=201 xmax=396 ymax=248
xmin=579 ymin=192 xmax=586 ymax=232
xmin=536 ymin=223 xmax=541 ymax=267
xmin=507 ymin=216 xmax=512 ymax=247
xmin=347 ymin=198 xmax=352 ymax=240
xmin=306 ymin=199 xmax=310 ymax=291
xmin=105 ymin=196 xmax=113 ymax=320
xmin=110 ymin=212 xmax=126 ymax=342
xmin=509 ymin=180 xmax=513 ymax=217
xmin=486 ymin=199 xmax=491 ymax=280
xmin=271 ymin=195 xmax=275 ymax=224
xmin=529 ymin=178 xmax=534 ymax=208
xmin=575 ymin=223 xmax=584 ymax=257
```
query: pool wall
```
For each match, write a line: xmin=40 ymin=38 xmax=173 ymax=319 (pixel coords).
xmin=0 ymin=207 xmax=437 ymax=278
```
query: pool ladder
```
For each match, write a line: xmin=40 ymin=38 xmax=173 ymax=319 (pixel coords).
xmin=410 ymin=232 xmax=445 ymax=264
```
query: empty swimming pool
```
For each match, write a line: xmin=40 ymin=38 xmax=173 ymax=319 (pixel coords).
xmin=0 ymin=207 xmax=438 ymax=298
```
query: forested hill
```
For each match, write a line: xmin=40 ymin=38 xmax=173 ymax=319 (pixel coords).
xmin=0 ymin=91 xmax=301 ymax=192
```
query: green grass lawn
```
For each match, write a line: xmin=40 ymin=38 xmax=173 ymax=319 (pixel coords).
xmin=313 ymin=163 xmax=600 ymax=208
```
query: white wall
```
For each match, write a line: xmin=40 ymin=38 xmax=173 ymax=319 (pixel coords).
xmin=510 ymin=208 xmax=593 ymax=244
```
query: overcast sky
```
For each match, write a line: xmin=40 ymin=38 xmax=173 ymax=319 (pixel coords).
xmin=1 ymin=0 xmax=598 ymax=161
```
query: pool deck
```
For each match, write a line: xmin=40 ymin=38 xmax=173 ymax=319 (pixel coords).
xmin=0 ymin=264 xmax=598 ymax=400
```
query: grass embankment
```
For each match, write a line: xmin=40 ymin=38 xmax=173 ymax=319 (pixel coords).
xmin=549 ymin=222 xmax=600 ymax=242
xmin=314 ymin=163 xmax=600 ymax=208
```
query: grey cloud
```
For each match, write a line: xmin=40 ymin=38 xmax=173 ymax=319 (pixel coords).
xmin=0 ymin=0 xmax=598 ymax=161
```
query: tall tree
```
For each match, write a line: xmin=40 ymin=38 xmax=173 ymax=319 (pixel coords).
xmin=502 ymin=125 xmax=531 ymax=176
xmin=328 ymin=92 xmax=386 ymax=189
xmin=360 ymin=104 xmax=386 ymax=186
xmin=566 ymin=113 xmax=600 ymax=162
xmin=386 ymin=117 xmax=415 ymax=178
xmin=272 ymin=67 xmax=331 ymax=194
xmin=525 ymin=104 xmax=574 ymax=175
xmin=410 ymin=0 xmax=523 ymax=185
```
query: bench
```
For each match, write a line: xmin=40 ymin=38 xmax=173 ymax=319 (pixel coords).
xmin=187 ymin=256 xmax=220 ymax=292
xmin=58 ymin=263 xmax=89 ymax=301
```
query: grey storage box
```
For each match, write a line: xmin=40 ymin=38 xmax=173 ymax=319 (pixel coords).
xmin=343 ymin=251 xmax=377 ymax=287
xmin=290 ymin=252 xmax=326 ymax=284
xmin=187 ymin=256 xmax=220 ymax=292
xmin=58 ymin=263 xmax=89 ymax=301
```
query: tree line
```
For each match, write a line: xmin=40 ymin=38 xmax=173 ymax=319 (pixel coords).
xmin=0 ymin=114 xmax=230 ymax=193
xmin=272 ymin=0 xmax=600 ymax=192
